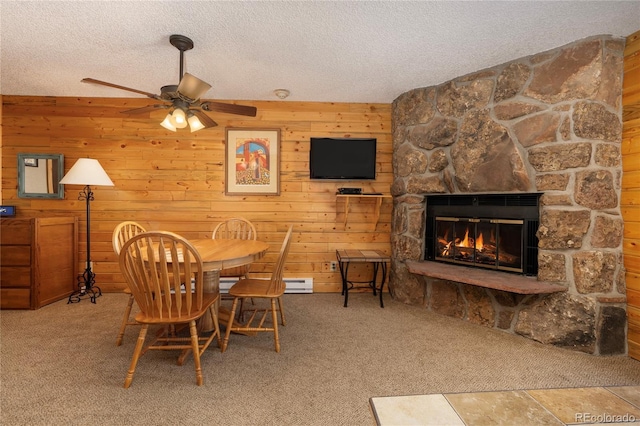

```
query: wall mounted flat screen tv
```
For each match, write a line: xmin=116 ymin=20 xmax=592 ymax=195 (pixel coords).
xmin=309 ymin=138 xmax=377 ymax=180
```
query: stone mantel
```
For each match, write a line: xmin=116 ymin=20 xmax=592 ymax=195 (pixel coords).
xmin=390 ymin=35 xmax=627 ymax=355
xmin=405 ymin=260 xmax=567 ymax=295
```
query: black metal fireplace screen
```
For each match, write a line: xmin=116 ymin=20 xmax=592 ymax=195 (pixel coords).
xmin=425 ymin=193 xmax=541 ymax=276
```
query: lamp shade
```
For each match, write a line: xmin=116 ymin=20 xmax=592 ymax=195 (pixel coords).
xmin=171 ymin=108 xmax=188 ymax=128
xmin=177 ymin=73 xmax=212 ymax=101
xmin=60 ymin=158 xmax=114 ymax=186
xmin=160 ymin=113 xmax=177 ymax=131
xmin=188 ymin=113 xmax=205 ymax=132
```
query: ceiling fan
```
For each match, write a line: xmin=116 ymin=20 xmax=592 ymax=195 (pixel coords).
xmin=82 ymin=34 xmax=257 ymax=132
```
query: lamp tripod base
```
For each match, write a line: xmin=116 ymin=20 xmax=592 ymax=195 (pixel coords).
xmin=67 ymin=267 xmax=102 ymax=304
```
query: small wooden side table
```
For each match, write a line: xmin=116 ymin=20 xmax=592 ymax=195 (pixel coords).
xmin=336 ymin=249 xmax=390 ymax=308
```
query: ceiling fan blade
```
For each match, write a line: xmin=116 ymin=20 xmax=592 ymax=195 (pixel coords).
xmin=191 ymin=110 xmax=218 ymax=128
xmin=200 ymin=101 xmax=257 ymax=117
xmin=120 ymin=104 xmax=170 ymax=114
xmin=82 ymin=78 xmax=162 ymax=100
xmin=177 ymin=73 xmax=211 ymax=101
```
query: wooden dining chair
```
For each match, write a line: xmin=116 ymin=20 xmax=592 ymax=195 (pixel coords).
xmin=119 ymin=231 xmax=221 ymax=388
xmin=112 ymin=221 xmax=147 ymax=346
xmin=212 ymin=217 xmax=270 ymax=321
xmin=221 ymin=226 xmax=293 ymax=353
xmin=212 ymin=217 xmax=257 ymax=282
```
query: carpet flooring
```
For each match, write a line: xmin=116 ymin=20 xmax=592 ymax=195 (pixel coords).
xmin=2 ymin=292 xmax=640 ymax=425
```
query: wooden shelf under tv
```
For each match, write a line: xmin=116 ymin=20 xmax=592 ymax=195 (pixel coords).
xmin=336 ymin=194 xmax=392 ymax=230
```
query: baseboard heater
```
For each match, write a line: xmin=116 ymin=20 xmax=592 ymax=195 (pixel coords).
xmin=219 ymin=277 xmax=313 ymax=294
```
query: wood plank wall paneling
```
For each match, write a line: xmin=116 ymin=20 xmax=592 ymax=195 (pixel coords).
xmin=1 ymin=96 xmax=392 ymax=294
xmin=623 ymin=29 xmax=640 ymax=361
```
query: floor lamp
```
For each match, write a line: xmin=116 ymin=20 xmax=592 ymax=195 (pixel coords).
xmin=60 ymin=158 xmax=114 ymax=303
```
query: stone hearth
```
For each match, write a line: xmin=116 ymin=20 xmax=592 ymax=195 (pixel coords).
xmin=390 ymin=35 xmax=627 ymax=355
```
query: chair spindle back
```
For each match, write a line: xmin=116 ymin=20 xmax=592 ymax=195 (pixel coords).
xmin=267 ymin=226 xmax=294 ymax=294
xmin=212 ymin=217 xmax=257 ymax=241
xmin=119 ymin=231 xmax=205 ymax=321
xmin=113 ymin=221 xmax=147 ymax=254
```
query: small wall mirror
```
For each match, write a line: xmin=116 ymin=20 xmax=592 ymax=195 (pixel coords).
xmin=18 ymin=153 xmax=64 ymax=199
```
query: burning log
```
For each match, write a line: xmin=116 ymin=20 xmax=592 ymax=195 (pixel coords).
xmin=438 ymin=239 xmax=519 ymax=266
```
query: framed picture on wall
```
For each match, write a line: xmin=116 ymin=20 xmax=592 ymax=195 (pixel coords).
xmin=225 ymin=128 xmax=281 ymax=195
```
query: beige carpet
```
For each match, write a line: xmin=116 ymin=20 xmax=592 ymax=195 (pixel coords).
xmin=2 ymin=292 xmax=639 ymax=425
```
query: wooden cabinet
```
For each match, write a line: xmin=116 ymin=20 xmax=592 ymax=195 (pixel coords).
xmin=1 ymin=217 xmax=78 ymax=309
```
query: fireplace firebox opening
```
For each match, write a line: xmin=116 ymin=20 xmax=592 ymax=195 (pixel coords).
xmin=425 ymin=193 xmax=541 ymax=276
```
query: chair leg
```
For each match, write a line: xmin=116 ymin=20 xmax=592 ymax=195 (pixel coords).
xmin=116 ymin=294 xmax=135 ymax=346
xmin=271 ymin=298 xmax=280 ymax=353
xmin=277 ymin=296 xmax=286 ymax=326
xmin=177 ymin=306 xmax=220 ymax=365
xmin=237 ymin=297 xmax=245 ymax=321
xmin=124 ymin=324 xmax=148 ymax=388
xmin=188 ymin=320 xmax=204 ymax=386
xmin=209 ymin=305 xmax=222 ymax=350
xmin=235 ymin=273 xmax=253 ymax=322
xmin=221 ymin=297 xmax=240 ymax=353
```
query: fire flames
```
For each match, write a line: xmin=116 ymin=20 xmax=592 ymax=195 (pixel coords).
xmin=458 ymin=228 xmax=484 ymax=251
xmin=441 ymin=226 xmax=489 ymax=256
xmin=437 ymin=223 xmax=519 ymax=269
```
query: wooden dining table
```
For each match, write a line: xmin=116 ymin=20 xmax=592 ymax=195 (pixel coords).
xmin=188 ymin=238 xmax=270 ymax=331
xmin=138 ymin=237 xmax=269 ymax=332
xmin=189 ymin=238 xmax=270 ymax=275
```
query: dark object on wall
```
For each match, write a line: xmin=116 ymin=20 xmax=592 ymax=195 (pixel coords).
xmin=310 ymin=137 xmax=376 ymax=180
xmin=337 ymin=188 xmax=362 ymax=195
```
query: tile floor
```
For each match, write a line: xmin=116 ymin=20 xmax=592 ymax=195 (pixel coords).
xmin=370 ymin=386 xmax=640 ymax=425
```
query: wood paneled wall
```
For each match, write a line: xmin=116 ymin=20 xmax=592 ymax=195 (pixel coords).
xmin=622 ymin=29 xmax=640 ymax=361
xmin=1 ymin=96 xmax=392 ymax=293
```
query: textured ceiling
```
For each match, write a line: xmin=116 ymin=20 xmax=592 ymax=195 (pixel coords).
xmin=1 ymin=1 xmax=639 ymax=104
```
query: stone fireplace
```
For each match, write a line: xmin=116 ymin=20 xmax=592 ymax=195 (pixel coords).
xmin=390 ymin=35 xmax=627 ymax=355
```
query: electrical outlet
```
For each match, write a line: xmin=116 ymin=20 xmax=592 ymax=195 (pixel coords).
xmin=330 ymin=261 xmax=338 ymax=272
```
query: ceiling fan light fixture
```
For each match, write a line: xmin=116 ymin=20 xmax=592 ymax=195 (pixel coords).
xmin=82 ymin=35 xmax=256 ymax=132
xmin=160 ymin=113 xmax=177 ymax=132
xmin=171 ymin=108 xmax=188 ymax=128
xmin=178 ymin=73 xmax=212 ymax=101
xmin=187 ymin=113 xmax=205 ymax=132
